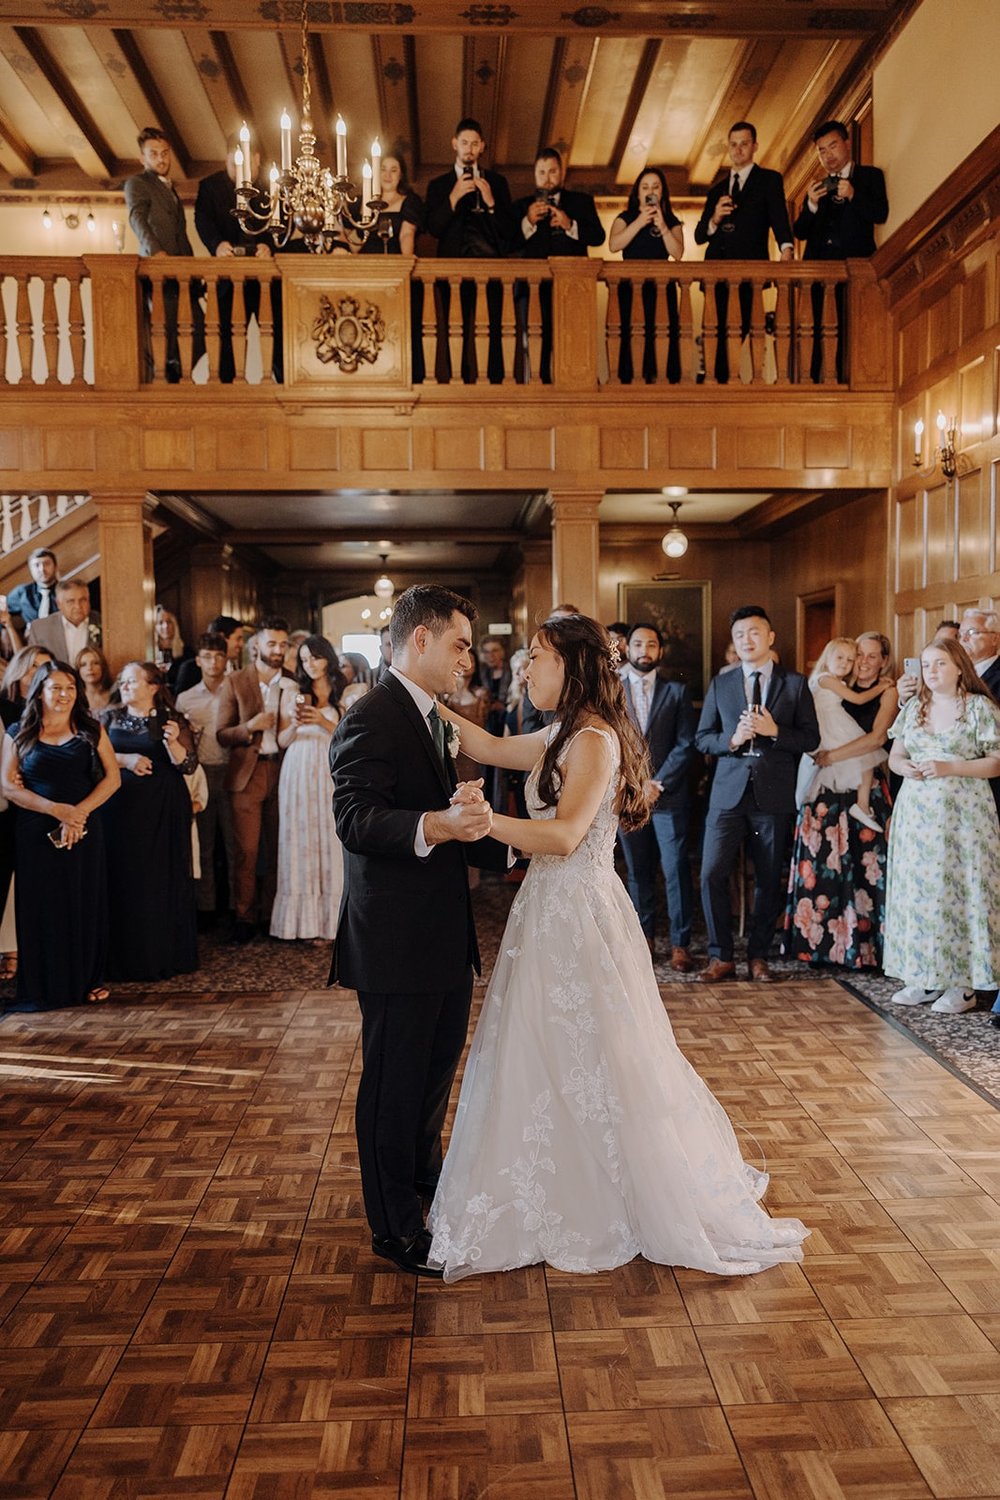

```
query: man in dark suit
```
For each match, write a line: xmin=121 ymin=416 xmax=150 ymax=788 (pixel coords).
xmin=124 ymin=127 xmax=204 ymax=382
xmin=618 ymin=624 xmax=697 ymax=971
xmin=425 ymin=117 xmax=512 ymax=383
xmin=329 ymin=585 xmax=505 ymax=1277
xmin=694 ymin=121 xmax=794 ymax=383
xmin=195 ymin=134 xmax=282 ymax=383
xmin=510 ymin=146 xmax=605 ymax=382
xmin=7 ymin=547 xmax=58 ymax=628
xmin=695 ymin=606 xmax=819 ymax=983
xmin=794 ymin=119 xmax=889 ymax=382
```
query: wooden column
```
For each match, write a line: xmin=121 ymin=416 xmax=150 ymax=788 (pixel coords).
xmin=550 ymin=258 xmax=601 ymax=390
xmin=187 ymin=542 xmax=236 ymax=641
xmin=548 ymin=490 xmax=602 ymax=619
xmin=94 ymin=492 xmax=155 ymax=671
xmin=83 ymin=255 xmax=141 ymax=393
xmin=517 ymin=538 xmax=553 ymax=640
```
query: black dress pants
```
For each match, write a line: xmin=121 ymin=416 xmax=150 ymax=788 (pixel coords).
xmin=700 ymin=784 xmax=793 ymax=962
xmin=356 ymin=970 xmax=474 ymax=1239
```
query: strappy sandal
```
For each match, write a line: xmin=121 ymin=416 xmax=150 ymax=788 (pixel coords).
xmin=86 ymin=986 xmax=111 ymax=1003
xmin=0 ymin=954 xmax=17 ymax=981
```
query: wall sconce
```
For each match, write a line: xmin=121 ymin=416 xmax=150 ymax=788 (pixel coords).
xmin=39 ymin=204 xmax=100 ymax=234
xmin=913 ymin=412 xmax=971 ymax=480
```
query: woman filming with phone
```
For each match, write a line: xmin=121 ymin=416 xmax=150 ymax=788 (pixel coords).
xmin=1 ymin=660 xmax=119 ymax=1012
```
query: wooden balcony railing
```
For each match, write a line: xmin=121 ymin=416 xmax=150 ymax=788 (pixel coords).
xmin=0 ymin=254 xmax=890 ymax=395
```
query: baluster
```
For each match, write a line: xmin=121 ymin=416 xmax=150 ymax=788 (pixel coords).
xmin=1 ymin=496 xmax=12 ymax=555
xmin=56 ymin=493 xmax=69 ymax=518
xmin=499 ymin=275 xmax=516 ymax=387
xmin=14 ymin=277 xmax=32 ymax=384
xmin=40 ymin=274 xmax=59 ymax=385
xmin=18 ymin=494 xmax=32 ymax=546
xmin=176 ymin=270 xmax=194 ymax=380
xmin=448 ymin=273 xmax=464 ymax=386
xmin=233 ymin=278 xmax=248 ymax=383
xmin=0 ymin=278 xmax=9 ymax=386
xmin=37 ymin=493 xmax=51 ymax=531
xmin=604 ymin=272 xmax=621 ymax=387
xmin=67 ymin=272 xmax=86 ymax=386
xmin=257 ymin=274 xmax=274 ymax=385
xmin=528 ymin=274 xmax=545 ymax=387
xmin=821 ymin=278 xmax=839 ymax=386
xmin=203 ymin=276 xmax=221 ymax=384
xmin=676 ymin=276 xmax=693 ymax=384
xmin=149 ymin=276 xmax=167 ymax=382
xmin=472 ymin=275 xmax=489 ymax=385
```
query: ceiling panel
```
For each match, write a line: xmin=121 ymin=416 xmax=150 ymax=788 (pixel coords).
xmin=41 ymin=27 xmax=139 ymax=163
xmin=189 ymin=489 xmax=534 ymax=532
xmin=571 ymin=38 xmax=649 ymax=169
xmin=414 ymin=32 xmax=464 ymax=173
xmin=647 ymin=37 xmax=742 ymax=174
xmin=132 ymin=27 xmax=226 ymax=164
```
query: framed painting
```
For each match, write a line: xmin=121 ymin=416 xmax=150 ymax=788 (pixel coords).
xmin=617 ymin=580 xmax=712 ymax=700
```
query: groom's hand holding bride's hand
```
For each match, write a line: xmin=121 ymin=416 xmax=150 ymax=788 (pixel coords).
xmin=424 ymin=779 xmax=493 ymax=844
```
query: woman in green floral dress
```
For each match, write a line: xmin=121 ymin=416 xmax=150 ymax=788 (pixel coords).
xmin=884 ymin=637 xmax=1000 ymax=1012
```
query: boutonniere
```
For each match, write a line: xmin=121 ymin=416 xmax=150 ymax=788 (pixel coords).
xmin=445 ymin=721 xmax=460 ymax=759
xmin=87 ymin=620 xmax=101 ymax=645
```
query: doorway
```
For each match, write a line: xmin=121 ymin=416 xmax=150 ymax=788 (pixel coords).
xmin=796 ymin=586 xmax=843 ymax=674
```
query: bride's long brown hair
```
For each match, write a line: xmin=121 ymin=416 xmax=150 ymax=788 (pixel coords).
xmin=534 ymin=614 xmax=651 ymax=833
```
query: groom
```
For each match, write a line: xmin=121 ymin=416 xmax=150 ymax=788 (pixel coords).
xmin=329 ymin=585 xmax=504 ymax=1277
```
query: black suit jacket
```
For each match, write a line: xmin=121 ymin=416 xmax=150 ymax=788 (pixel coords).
xmin=793 ymin=165 xmax=888 ymax=259
xmin=124 ymin=169 xmax=193 ymax=257
xmin=6 ymin=579 xmax=54 ymax=626
xmin=622 ymin=676 xmax=696 ymax=808
xmin=425 ymin=168 xmax=512 ymax=256
xmin=328 ymin=672 xmax=504 ymax=993
xmin=509 ymin=188 xmax=605 ymax=258
xmin=694 ymin=164 xmax=793 ymax=261
xmin=195 ymin=168 xmax=266 ymax=255
xmin=695 ymin=665 xmax=819 ymax=814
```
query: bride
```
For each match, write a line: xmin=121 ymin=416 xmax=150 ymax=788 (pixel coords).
xmin=429 ymin=612 xmax=808 ymax=1281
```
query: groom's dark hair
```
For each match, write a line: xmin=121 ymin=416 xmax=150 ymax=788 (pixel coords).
xmin=390 ymin=585 xmax=477 ymax=652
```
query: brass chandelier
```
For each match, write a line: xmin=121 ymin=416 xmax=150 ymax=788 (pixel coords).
xmin=233 ymin=2 xmax=385 ymax=253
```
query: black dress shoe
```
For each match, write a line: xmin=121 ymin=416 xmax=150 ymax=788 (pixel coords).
xmin=231 ymin=921 xmax=256 ymax=945
xmin=989 ymin=1013 xmax=1000 ymax=1029
xmin=371 ymin=1228 xmax=443 ymax=1278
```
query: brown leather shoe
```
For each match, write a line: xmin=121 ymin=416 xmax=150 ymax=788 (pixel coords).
xmin=696 ymin=958 xmax=737 ymax=984
xmin=748 ymin=958 xmax=778 ymax=982
xmin=670 ymin=947 xmax=694 ymax=973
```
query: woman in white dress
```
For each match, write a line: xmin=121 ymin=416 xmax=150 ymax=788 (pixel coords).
xmin=270 ymin=636 xmax=346 ymax=942
xmin=429 ymin=613 xmax=809 ymax=1281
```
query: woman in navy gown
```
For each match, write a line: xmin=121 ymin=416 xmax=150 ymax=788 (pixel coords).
xmin=1 ymin=660 xmax=120 ymax=1012
xmin=101 ymin=661 xmax=198 ymax=981
xmin=609 ymin=167 xmax=685 ymax=384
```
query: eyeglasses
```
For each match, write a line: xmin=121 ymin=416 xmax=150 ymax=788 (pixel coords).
xmin=959 ymin=629 xmax=991 ymax=640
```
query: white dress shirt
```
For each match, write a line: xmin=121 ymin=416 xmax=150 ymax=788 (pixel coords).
xmin=626 ymin=667 xmax=656 ymax=734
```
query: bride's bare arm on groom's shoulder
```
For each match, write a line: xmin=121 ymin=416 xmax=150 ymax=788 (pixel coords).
xmin=490 ymin=729 xmax=615 ymax=858
xmin=436 ymin=701 xmax=548 ymax=772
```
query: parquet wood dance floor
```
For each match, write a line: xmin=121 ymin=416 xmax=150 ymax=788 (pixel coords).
xmin=1 ymin=973 xmax=999 ymax=1499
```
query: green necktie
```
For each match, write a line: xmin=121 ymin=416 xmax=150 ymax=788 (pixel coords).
xmin=427 ymin=703 xmax=447 ymax=763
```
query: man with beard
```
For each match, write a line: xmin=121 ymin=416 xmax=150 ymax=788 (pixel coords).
xmin=617 ymin=623 xmax=697 ymax=971
xmin=216 ymin=617 xmax=297 ymax=942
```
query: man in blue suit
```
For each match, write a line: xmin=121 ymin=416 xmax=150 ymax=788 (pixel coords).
xmin=618 ymin=624 xmax=697 ymax=971
xmin=695 ymin=606 xmax=819 ymax=983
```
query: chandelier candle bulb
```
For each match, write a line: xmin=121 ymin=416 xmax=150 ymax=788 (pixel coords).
xmin=371 ymin=139 xmax=381 ymax=198
xmin=362 ymin=160 xmax=372 ymax=209
xmin=336 ymin=116 xmax=347 ymax=178
xmin=268 ymin=164 xmax=279 ymax=216
xmin=234 ymin=147 xmax=245 ymax=189
xmin=280 ymin=112 xmax=292 ymax=171
xmin=238 ymin=121 xmax=251 ymax=186
xmin=914 ymin=419 xmax=924 ymax=466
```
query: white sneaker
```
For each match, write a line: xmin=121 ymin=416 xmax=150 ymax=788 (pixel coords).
xmin=930 ymin=988 xmax=976 ymax=1014
xmin=891 ymin=986 xmax=942 ymax=1005
xmin=849 ymin=803 xmax=883 ymax=833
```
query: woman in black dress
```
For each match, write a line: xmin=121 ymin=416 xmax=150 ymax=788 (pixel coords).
xmin=0 ymin=645 xmax=55 ymax=981
xmin=154 ymin=606 xmax=195 ymax=695
xmin=784 ymin=632 xmax=897 ymax=970
xmin=609 ymin=167 xmax=685 ymax=384
xmin=101 ymin=661 xmax=198 ymax=981
xmin=0 ymin=660 xmax=120 ymax=1012
xmin=354 ymin=153 xmax=425 ymax=381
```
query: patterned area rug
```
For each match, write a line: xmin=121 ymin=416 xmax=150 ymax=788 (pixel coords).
xmin=3 ymin=872 xmax=998 ymax=1109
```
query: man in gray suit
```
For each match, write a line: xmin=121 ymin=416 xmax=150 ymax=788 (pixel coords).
xmin=124 ymin=127 xmax=204 ymax=381
xmin=27 ymin=579 xmax=101 ymax=661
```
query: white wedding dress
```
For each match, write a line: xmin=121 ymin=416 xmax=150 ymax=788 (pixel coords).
xmin=429 ymin=726 xmax=809 ymax=1282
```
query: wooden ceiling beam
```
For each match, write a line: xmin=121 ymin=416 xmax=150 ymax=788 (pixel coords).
xmin=538 ymin=36 xmax=595 ymax=163
xmin=211 ymin=31 xmax=253 ymax=127
xmin=609 ymin=38 xmax=660 ymax=181
xmin=462 ymin=33 xmax=505 ymax=156
xmin=0 ymin=109 xmax=36 ymax=178
xmin=687 ymin=37 xmax=783 ymax=189
xmin=180 ymin=29 xmax=240 ymax=143
xmin=3 ymin=25 xmax=114 ymax=178
xmin=111 ymin=28 xmax=191 ymax=178
xmin=308 ymin=32 xmax=336 ymax=134
xmin=372 ymin=34 xmax=418 ymax=169
xmin=221 ymin=528 xmax=522 ymax=546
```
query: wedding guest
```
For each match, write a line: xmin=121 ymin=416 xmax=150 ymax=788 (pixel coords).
xmin=7 ymin=547 xmax=58 ymax=628
xmin=28 ymin=578 xmax=100 ymax=658
xmin=503 ymin=647 xmax=532 ymax=826
xmin=102 ymin=662 xmax=199 ymax=981
xmin=609 ymin=166 xmax=685 ymax=384
xmin=338 ymin=652 xmax=373 ymax=709
xmin=356 ymin=152 xmax=422 ymax=257
xmin=1 ymin=646 xmax=55 ymax=727
xmin=177 ymin=633 xmax=234 ymax=930
xmin=75 ymin=645 xmax=113 ymax=715
xmin=795 ymin=637 xmax=891 ymax=832
xmin=216 ymin=619 xmax=296 ymax=943
xmin=695 ymin=605 xmax=819 ymax=982
xmin=154 ymin=605 xmax=195 ymax=694
xmin=885 ymin=637 xmax=1000 ymax=1015
xmin=271 ymin=636 xmax=345 ymax=942
xmin=376 ymin=626 xmax=392 ymax=681
xmin=0 ymin=645 xmax=55 ymax=985
xmin=1 ymin=661 xmax=119 ymax=1012
xmin=284 ymin=630 xmax=310 ymax=678
xmin=784 ymin=633 xmax=897 ymax=970
xmin=174 ymin=614 xmax=246 ymax=693
xmin=441 ymin=662 xmax=489 ymax=786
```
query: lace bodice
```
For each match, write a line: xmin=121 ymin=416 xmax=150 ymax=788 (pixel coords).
xmin=524 ymin=726 xmax=621 ymax=878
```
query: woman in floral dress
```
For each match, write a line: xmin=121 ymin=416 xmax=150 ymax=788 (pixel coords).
xmin=784 ymin=632 xmax=897 ymax=968
xmin=884 ymin=636 xmax=1000 ymax=1009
